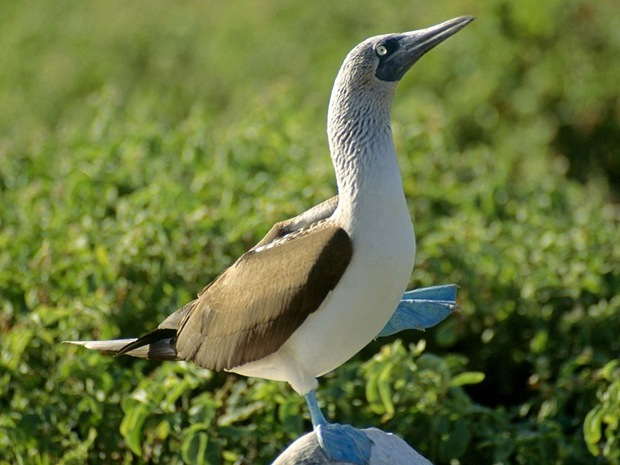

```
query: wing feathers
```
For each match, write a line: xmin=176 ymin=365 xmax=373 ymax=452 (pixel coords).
xmin=176 ymin=225 xmax=352 ymax=371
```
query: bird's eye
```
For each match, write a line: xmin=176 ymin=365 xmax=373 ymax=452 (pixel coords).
xmin=376 ymin=44 xmax=388 ymax=57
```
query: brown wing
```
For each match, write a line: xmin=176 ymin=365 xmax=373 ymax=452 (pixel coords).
xmin=175 ymin=225 xmax=352 ymax=371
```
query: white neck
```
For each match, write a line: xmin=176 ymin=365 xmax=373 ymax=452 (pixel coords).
xmin=327 ymin=75 xmax=406 ymax=223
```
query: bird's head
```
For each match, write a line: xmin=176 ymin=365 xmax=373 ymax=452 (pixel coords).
xmin=327 ymin=16 xmax=475 ymax=167
xmin=333 ymin=16 xmax=474 ymax=98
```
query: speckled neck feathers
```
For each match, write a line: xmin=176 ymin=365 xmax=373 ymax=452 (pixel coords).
xmin=327 ymin=44 xmax=402 ymax=218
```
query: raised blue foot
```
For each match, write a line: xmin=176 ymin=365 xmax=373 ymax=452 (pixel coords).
xmin=304 ymin=391 xmax=372 ymax=465
xmin=377 ymin=284 xmax=458 ymax=338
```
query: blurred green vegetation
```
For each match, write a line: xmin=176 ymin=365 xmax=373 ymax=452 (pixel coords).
xmin=1 ymin=1 xmax=618 ymax=464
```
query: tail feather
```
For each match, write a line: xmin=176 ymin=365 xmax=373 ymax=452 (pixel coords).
xmin=64 ymin=328 xmax=178 ymax=361
xmin=64 ymin=339 xmax=137 ymax=355
xmin=116 ymin=328 xmax=178 ymax=360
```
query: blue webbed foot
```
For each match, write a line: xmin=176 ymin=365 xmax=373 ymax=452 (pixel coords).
xmin=377 ymin=284 xmax=458 ymax=338
xmin=304 ymin=390 xmax=372 ymax=465
xmin=315 ymin=422 xmax=372 ymax=465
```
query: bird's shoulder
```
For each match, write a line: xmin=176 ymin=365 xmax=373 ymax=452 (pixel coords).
xmin=252 ymin=195 xmax=339 ymax=251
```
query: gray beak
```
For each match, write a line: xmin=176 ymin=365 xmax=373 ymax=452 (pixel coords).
xmin=376 ymin=16 xmax=475 ymax=82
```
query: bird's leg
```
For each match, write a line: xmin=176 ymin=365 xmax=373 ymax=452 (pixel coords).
xmin=377 ymin=284 xmax=459 ymax=338
xmin=305 ymin=389 xmax=328 ymax=428
xmin=304 ymin=390 xmax=373 ymax=465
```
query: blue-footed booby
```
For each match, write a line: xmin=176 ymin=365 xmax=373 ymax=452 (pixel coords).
xmin=67 ymin=16 xmax=472 ymax=464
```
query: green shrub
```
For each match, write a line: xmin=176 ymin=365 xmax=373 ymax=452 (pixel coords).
xmin=1 ymin=1 xmax=618 ymax=464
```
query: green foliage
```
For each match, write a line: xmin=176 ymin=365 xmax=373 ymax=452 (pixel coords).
xmin=362 ymin=340 xmax=484 ymax=461
xmin=1 ymin=1 xmax=618 ymax=464
xmin=584 ymin=361 xmax=620 ymax=463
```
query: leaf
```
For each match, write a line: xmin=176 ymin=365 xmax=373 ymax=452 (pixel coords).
xmin=182 ymin=425 xmax=209 ymax=465
xmin=439 ymin=420 xmax=471 ymax=461
xmin=154 ymin=420 xmax=171 ymax=441
xmin=1 ymin=327 xmax=34 ymax=371
xmin=584 ymin=406 xmax=603 ymax=456
xmin=377 ymin=364 xmax=395 ymax=421
xmin=365 ymin=365 xmax=383 ymax=415
xmin=119 ymin=401 xmax=150 ymax=456
xmin=450 ymin=371 xmax=485 ymax=387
